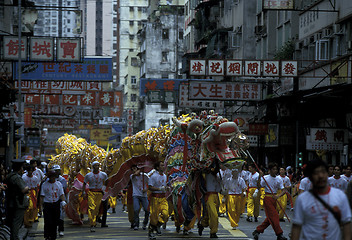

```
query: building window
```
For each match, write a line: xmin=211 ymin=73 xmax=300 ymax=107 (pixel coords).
xmin=138 ymin=7 xmax=142 ymax=11
xmin=179 ymin=31 xmax=183 ymax=40
xmin=131 ymin=57 xmax=138 ymax=66
xmin=138 ymin=21 xmax=142 ymax=26
xmin=162 ymin=29 xmax=169 ymax=39
xmin=131 ymin=76 xmax=137 ymax=84
xmin=131 ymin=94 xmax=137 ymax=102
xmin=316 ymin=40 xmax=330 ymax=60
xmin=129 ymin=7 xmax=134 ymax=12
xmin=67 ymin=28 xmax=71 ymax=32
xmin=129 ymin=21 xmax=134 ymax=26
xmin=67 ymin=19 xmax=71 ymax=23
xmin=129 ymin=48 xmax=134 ymax=52
xmin=162 ymin=52 xmax=168 ymax=62
xmin=129 ymin=34 xmax=134 ymax=40
xmin=161 ymin=73 xmax=168 ymax=79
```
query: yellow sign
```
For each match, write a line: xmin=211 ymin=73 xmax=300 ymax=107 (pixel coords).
xmin=90 ymin=129 xmax=112 ymax=141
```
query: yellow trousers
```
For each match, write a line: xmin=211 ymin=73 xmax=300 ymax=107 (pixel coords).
xmin=24 ymin=190 xmax=37 ymax=227
xmin=241 ymin=194 xmax=246 ymax=214
xmin=87 ymin=191 xmax=103 ymax=226
xmin=227 ymin=194 xmax=242 ymax=228
xmin=108 ymin=196 xmax=117 ymax=209
xmin=247 ymin=188 xmax=260 ymax=218
xmin=149 ymin=196 xmax=169 ymax=227
xmin=218 ymin=194 xmax=226 ymax=215
xmin=260 ymin=188 xmax=265 ymax=209
xmin=276 ymin=190 xmax=287 ymax=219
xmin=201 ymin=193 xmax=219 ymax=234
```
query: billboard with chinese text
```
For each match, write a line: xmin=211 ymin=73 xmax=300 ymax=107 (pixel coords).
xmin=14 ymin=57 xmax=112 ymax=81
xmin=263 ymin=0 xmax=294 ymax=10
xmin=140 ymin=78 xmax=187 ymax=96
xmin=189 ymin=81 xmax=262 ymax=101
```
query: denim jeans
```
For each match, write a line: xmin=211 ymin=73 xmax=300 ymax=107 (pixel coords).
xmin=133 ymin=196 xmax=149 ymax=228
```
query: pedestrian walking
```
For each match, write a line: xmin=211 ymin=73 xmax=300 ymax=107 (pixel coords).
xmin=148 ymin=161 xmax=168 ymax=239
xmin=277 ymin=167 xmax=291 ymax=222
xmin=39 ymin=169 xmax=66 ymax=240
xmin=291 ymin=159 xmax=351 ymax=240
xmin=246 ymin=163 xmax=260 ymax=223
xmin=328 ymin=165 xmax=348 ymax=191
xmin=198 ymin=165 xmax=222 ymax=238
xmin=52 ymin=165 xmax=67 ymax=237
xmin=5 ymin=158 xmax=29 ymax=240
xmin=223 ymin=169 xmax=247 ymax=230
xmin=252 ymin=162 xmax=287 ymax=240
xmin=82 ymin=161 xmax=108 ymax=232
xmin=22 ymin=165 xmax=40 ymax=228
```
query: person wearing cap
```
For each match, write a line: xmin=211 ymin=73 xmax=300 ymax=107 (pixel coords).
xmin=39 ymin=169 xmax=66 ymax=240
xmin=82 ymin=161 xmax=108 ymax=232
xmin=52 ymin=165 xmax=67 ymax=237
xmin=22 ymin=165 xmax=40 ymax=228
xmin=5 ymin=159 xmax=29 ymax=240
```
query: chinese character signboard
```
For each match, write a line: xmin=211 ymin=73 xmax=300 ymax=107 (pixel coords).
xmin=179 ymin=83 xmax=224 ymax=110
xmin=14 ymin=57 xmax=112 ymax=81
xmin=263 ymin=0 xmax=294 ymax=10
xmin=30 ymin=37 xmax=54 ymax=61
xmin=99 ymin=92 xmax=114 ymax=106
xmin=3 ymin=36 xmax=27 ymax=60
xmin=307 ymin=128 xmax=348 ymax=151
xmin=189 ymin=59 xmax=298 ymax=77
xmin=265 ymin=124 xmax=279 ymax=147
xmin=208 ymin=60 xmax=224 ymax=76
xmin=140 ymin=78 xmax=187 ymax=96
xmin=189 ymin=81 xmax=261 ymax=101
xmin=110 ymin=91 xmax=123 ymax=117
xmin=57 ymin=38 xmax=81 ymax=62
xmin=249 ymin=123 xmax=269 ymax=135
xmin=15 ymin=81 xmax=102 ymax=94
xmin=190 ymin=60 xmax=206 ymax=75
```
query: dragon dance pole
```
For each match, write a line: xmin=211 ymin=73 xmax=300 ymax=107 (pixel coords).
xmin=243 ymin=149 xmax=291 ymax=223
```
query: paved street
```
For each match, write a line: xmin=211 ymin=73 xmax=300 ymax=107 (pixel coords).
xmin=26 ymin=201 xmax=293 ymax=240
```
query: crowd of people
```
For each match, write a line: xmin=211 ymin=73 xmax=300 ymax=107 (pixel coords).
xmin=1 ymin=157 xmax=352 ymax=240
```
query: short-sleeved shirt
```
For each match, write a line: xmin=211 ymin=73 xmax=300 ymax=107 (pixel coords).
xmin=299 ymin=177 xmax=312 ymax=192
xmin=84 ymin=171 xmax=108 ymax=190
xmin=130 ymin=173 xmax=149 ymax=197
xmin=40 ymin=180 xmax=64 ymax=203
xmin=57 ymin=175 xmax=67 ymax=190
xmin=260 ymin=175 xmax=284 ymax=194
xmin=33 ymin=167 xmax=44 ymax=181
xmin=148 ymin=171 xmax=167 ymax=194
xmin=240 ymin=170 xmax=250 ymax=182
xmin=328 ymin=176 xmax=348 ymax=191
xmin=342 ymin=174 xmax=352 ymax=183
xmin=248 ymin=172 xmax=259 ymax=188
xmin=280 ymin=175 xmax=291 ymax=188
xmin=225 ymin=176 xmax=246 ymax=194
xmin=206 ymin=172 xmax=222 ymax=193
xmin=5 ymin=172 xmax=27 ymax=208
xmin=22 ymin=174 xmax=40 ymax=189
xmin=292 ymin=187 xmax=351 ymax=240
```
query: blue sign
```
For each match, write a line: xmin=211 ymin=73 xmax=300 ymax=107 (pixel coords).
xmin=112 ymin=124 xmax=123 ymax=133
xmin=14 ymin=57 xmax=113 ymax=82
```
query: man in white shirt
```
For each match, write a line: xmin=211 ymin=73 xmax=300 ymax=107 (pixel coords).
xmin=148 ymin=162 xmax=168 ymax=239
xmin=328 ymin=165 xmax=348 ymax=191
xmin=252 ymin=162 xmax=287 ymax=240
xmin=342 ymin=165 xmax=352 ymax=183
xmin=291 ymin=159 xmax=351 ymax=240
xmin=298 ymin=176 xmax=312 ymax=194
xmin=22 ymin=165 xmax=40 ymax=228
xmin=246 ymin=163 xmax=260 ymax=223
xmin=82 ymin=161 xmax=108 ymax=232
xmin=223 ymin=169 xmax=247 ymax=230
xmin=199 ymin=166 xmax=222 ymax=238
xmin=52 ymin=165 xmax=67 ymax=237
xmin=130 ymin=164 xmax=149 ymax=231
xmin=277 ymin=167 xmax=291 ymax=222
xmin=39 ymin=169 xmax=66 ymax=240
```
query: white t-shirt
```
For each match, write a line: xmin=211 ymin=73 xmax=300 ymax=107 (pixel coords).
xmin=220 ymin=169 xmax=232 ymax=179
xmin=299 ymin=177 xmax=312 ymax=192
xmin=248 ymin=172 xmax=259 ymax=188
xmin=225 ymin=176 xmax=246 ymax=194
xmin=40 ymin=180 xmax=64 ymax=203
xmin=328 ymin=176 xmax=348 ymax=191
xmin=130 ymin=173 xmax=149 ymax=197
xmin=240 ymin=170 xmax=250 ymax=182
xmin=260 ymin=175 xmax=284 ymax=194
xmin=84 ymin=171 xmax=108 ymax=190
xmin=33 ymin=167 xmax=44 ymax=180
xmin=206 ymin=172 xmax=222 ymax=193
xmin=148 ymin=171 xmax=167 ymax=194
xmin=342 ymin=174 xmax=352 ymax=183
xmin=280 ymin=175 xmax=291 ymax=188
xmin=292 ymin=187 xmax=351 ymax=240
xmin=22 ymin=174 xmax=40 ymax=189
